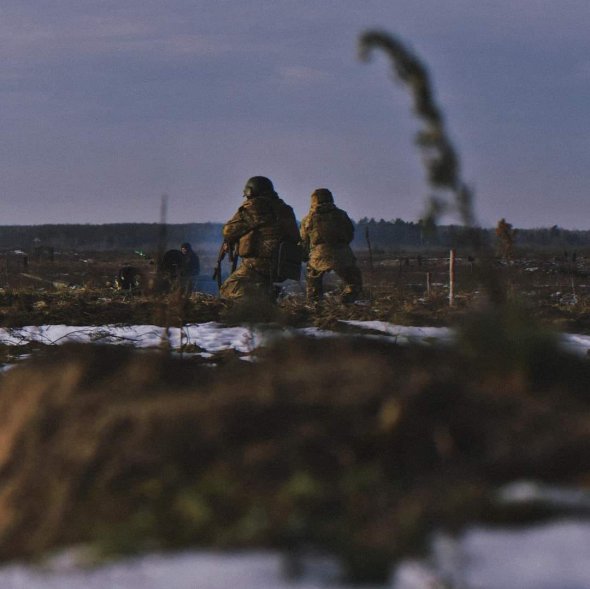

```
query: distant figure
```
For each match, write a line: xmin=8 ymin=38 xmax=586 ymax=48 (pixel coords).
xmin=300 ymin=188 xmax=362 ymax=303
xmin=495 ymin=218 xmax=516 ymax=260
xmin=115 ymin=266 xmax=143 ymax=291
xmin=220 ymin=176 xmax=300 ymax=301
xmin=179 ymin=242 xmax=200 ymax=293
xmin=157 ymin=249 xmax=184 ymax=292
xmin=157 ymin=245 xmax=200 ymax=293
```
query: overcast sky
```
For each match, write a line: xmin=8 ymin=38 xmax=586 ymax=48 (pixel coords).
xmin=2 ymin=0 xmax=589 ymax=228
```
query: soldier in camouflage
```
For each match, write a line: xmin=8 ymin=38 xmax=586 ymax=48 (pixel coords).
xmin=300 ymin=188 xmax=362 ymax=303
xmin=220 ymin=176 xmax=300 ymax=300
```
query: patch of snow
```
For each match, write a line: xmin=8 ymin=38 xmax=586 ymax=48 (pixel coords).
xmin=1 ymin=322 xmax=590 ymax=358
xmin=393 ymin=520 xmax=590 ymax=589
xmin=1 ymin=520 xmax=589 ymax=589
xmin=0 ymin=551 xmax=374 ymax=589
xmin=341 ymin=321 xmax=454 ymax=346
xmin=498 ymin=480 xmax=590 ymax=511
xmin=460 ymin=520 xmax=590 ymax=589
xmin=0 ymin=323 xmax=265 ymax=355
xmin=560 ymin=332 xmax=590 ymax=356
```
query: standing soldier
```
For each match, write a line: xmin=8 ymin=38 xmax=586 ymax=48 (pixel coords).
xmin=300 ymin=188 xmax=362 ymax=303
xmin=220 ymin=176 xmax=300 ymax=300
xmin=179 ymin=242 xmax=200 ymax=293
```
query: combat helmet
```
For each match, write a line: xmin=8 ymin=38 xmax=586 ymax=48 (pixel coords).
xmin=311 ymin=188 xmax=334 ymax=205
xmin=243 ymin=176 xmax=274 ymax=198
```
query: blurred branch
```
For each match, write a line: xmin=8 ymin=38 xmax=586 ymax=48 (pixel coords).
xmin=359 ymin=31 xmax=476 ymax=228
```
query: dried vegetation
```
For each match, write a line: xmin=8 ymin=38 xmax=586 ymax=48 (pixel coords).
xmin=0 ymin=248 xmax=589 ymax=583
xmin=0 ymin=327 xmax=588 ymax=582
xmin=3 ymin=247 xmax=590 ymax=332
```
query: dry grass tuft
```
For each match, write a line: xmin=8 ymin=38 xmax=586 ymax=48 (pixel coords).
xmin=0 ymin=329 xmax=588 ymax=581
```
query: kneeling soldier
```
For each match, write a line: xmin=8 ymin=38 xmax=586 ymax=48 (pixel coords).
xmin=220 ymin=176 xmax=300 ymax=301
xmin=300 ymin=188 xmax=362 ymax=303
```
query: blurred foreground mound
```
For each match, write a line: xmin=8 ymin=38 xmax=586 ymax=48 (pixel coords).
xmin=0 ymin=318 xmax=589 ymax=581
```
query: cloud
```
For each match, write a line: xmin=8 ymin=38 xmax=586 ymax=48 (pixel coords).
xmin=0 ymin=11 xmax=231 ymax=63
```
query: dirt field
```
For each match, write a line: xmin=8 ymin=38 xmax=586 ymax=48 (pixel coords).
xmin=0 ymin=246 xmax=589 ymax=333
xmin=0 ymin=246 xmax=589 ymax=581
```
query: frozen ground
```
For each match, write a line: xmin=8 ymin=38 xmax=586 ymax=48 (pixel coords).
xmin=1 ymin=320 xmax=589 ymax=359
xmin=0 ymin=321 xmax=589 ymax=586
xmin=0 ymin=321 xmax=454 ymax=368
xmin=0 ymin=519 xmax=588 ymax=588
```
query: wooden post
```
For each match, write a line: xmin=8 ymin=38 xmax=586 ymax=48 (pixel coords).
xmin=426 ymin=271 xmax=431 ymax=297
xmin=158 ymin=193 xmax=169 ymax=265
xmin=449 ymin=249 xmax=456 ymax=307
xmin=365 ymin=226 xmax=374 ymax=271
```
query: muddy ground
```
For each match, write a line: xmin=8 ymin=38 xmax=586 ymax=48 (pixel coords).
xmin=0 ymin=247 xmax=589 ymax=333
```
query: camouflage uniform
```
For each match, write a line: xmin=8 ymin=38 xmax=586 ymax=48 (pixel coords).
xmin=220 ymin=180 xmax=299 ymax=300
xmin=300 ymin=188 xmax=362 ymax=303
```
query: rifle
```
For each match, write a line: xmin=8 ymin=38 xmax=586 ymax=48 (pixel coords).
xmin=212 ymin=241 xmax=238 ymax=288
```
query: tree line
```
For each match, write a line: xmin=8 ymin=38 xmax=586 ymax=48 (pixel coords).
xmin=0 ymin=223 xmax=222 ymax=253
xmin=0 ymin=219 xmax=588 ymax=253
xmin=355 ymin=218 xmax=590 ymax=252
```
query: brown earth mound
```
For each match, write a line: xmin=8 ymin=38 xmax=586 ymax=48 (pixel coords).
xmin=0 ymin=325 xmax=588 ymax=582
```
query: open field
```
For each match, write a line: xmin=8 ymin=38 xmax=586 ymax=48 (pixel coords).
xmin=0 ymin=246 xmax=589 ymax=585
xmin=1 ymin=246 xmax=590 ymax=333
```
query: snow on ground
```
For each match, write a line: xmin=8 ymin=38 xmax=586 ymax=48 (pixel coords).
xmin=497 ymin=480 xmax=590 ymax=511
xmin=395 ymin=519 xmax=590 ymax=589
xmin=459 ymin=520 xmax=590 ymax=589
xmin=0 ymin=323 xmax=264 ymax=354
xmin=0 ymin=321 xmax=589 ymax=586
xmin=1 ymin=321 xmax=588 ymax=359
xmin=0 ymin=519 xmax=589 ymax=588
xmin=0 ymin=551 xmax=355 ymax=589
xmin=341 ymin=321 xmax=454 ymax=346
xmin=0 ymin=323 xmax=343 ymax=361
xmin=342 ymin=320 xmax=590 ymax=357
xmin=560 ymin=332 xmax=590 ymax=357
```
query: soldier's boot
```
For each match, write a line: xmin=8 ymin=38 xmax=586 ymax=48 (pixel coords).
xmin=339 ymin=266 xmax=363 ymax=303
xmin=305 ymin=267 xmax=324 ymax=303
xmin=341 ymin=286 xmax=358 ymax=304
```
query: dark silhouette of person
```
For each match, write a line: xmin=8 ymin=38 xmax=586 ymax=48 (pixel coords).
xmin=179 ymin=242 xmax=200 ymax=293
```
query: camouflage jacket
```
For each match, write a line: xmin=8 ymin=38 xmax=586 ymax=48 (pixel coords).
xmin=223 ymin=193 xmax=299 ymax=269
xmin=300 ymin=203 xmax=356 ymax=270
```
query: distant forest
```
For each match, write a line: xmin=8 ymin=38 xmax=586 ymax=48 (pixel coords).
xmin=355 ymin=218 xmax=590 ymax=252
xmin=0 ymin=223 xmax=222 ymax=254
xmin=0 ymin=219 xmax=589 ymax=253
